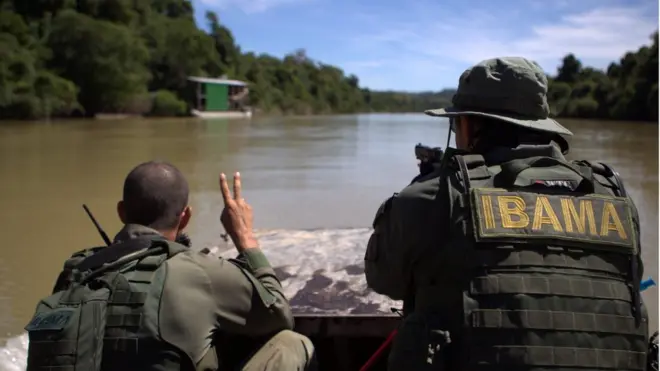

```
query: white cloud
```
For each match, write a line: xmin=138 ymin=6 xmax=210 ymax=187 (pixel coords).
xmin=198 ymin=0 xmax=308 ymax=13
xmin=347 ymin=4 xmax=658 ymax=76
xmin=505 ymin=7 xmax=656 ymax=63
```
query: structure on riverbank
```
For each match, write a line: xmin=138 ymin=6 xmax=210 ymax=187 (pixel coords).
xmin=186 ymin=76 xmax=252 ymax=118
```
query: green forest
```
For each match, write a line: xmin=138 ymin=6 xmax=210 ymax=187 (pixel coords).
xmin=0 ymin=0 xmax=657 ymax=121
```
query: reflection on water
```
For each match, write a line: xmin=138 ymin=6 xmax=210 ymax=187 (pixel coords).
xmin=0 ymin=114 xmax=656 ymax=347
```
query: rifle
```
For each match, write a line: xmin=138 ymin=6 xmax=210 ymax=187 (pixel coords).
xmin=414 ymin=143 xmax=444 ymax=164
xmin=414 ymin=143 xmax=444 ymax=179
xmin=82 ymin=204 xmax=192 ymax=247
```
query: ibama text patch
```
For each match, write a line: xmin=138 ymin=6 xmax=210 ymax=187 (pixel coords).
xmin=470 ymin=188 xmax=636 ymax=251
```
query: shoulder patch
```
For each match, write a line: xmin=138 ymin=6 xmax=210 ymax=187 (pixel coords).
xmin=470 ymin=188 xmax=636 ymax=252
xmin=25 ymin=308 xmax=75 ymax=332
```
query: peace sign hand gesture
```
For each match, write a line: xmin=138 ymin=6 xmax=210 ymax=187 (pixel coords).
xmin=219 ymin=172 xmax=259 ymax=250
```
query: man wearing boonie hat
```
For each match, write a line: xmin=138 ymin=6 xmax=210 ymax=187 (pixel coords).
xmin=364 ymin=57 xmax=649 ymax=371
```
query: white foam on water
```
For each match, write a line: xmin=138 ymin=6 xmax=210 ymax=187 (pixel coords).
xmin=0 ymin=228 xmax=397 ymax=371
xmin=0 ymin=335 xmax=27 ymax=371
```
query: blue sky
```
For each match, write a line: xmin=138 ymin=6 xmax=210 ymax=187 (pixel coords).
xmin=191 ymin=0 xmax=658 ymax=91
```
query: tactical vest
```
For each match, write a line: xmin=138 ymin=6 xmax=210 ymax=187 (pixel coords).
xmin=418 ymin=153 xmax=649 ymax=370
xmin=25 ymin=238 xmax=195 ymax=371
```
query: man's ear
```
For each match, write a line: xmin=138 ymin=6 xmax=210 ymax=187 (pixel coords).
xmin=178 ymin=206 xmax=192 ymax=231
xmin=117 ymin=201 xmax=127 ymax=224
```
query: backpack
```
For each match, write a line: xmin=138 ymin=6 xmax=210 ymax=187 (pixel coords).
xmin=25 ymin=238 xmax=187 ymax=371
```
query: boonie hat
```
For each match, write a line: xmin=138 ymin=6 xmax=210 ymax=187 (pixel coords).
xmin=425 ymin=56 xmax=572 ymax=137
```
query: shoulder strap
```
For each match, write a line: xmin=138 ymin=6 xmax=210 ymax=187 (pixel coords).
xmin=76 ymin=238 xmax=188 ymax=274
xmin=76 ymin=238 xmax=153 ymax=272
xmin=164 ymin=240 xmax=189 ymax=257
xmin=451 ymin=153 xmax=494 ymax=194
xmin=76 ymin=239 xmax=182 ymax=286
xmin=125 ymin=240 xmax=188 ymax=283
xmin=67 ymin=246 xmax=105 ymax=265
xmin=574 ymin=160 xmax=628 ymax=197
xmin=602 ymin=163 xmax=628 ymax=197
xmin=449 ymin=154 xmax=494 ymax=254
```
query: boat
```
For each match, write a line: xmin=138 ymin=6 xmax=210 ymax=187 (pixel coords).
xmin=186 ymin=76 xmax=253 ymax=119
xmin=190 ymin=109 xmax=252 ymax=119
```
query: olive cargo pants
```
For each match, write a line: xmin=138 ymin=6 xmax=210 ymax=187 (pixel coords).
xmin=241 ymin=330 xmax=316 ymax=371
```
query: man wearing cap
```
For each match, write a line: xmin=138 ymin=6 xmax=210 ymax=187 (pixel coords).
xmin=364 ymin=57 xmax=649 ymax=370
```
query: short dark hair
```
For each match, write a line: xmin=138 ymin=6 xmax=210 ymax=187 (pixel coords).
xmin=122 ymin=161 xmax=189 ymax=230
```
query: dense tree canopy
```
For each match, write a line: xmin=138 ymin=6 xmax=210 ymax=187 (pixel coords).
xmin=548 ymin=32 xmax=658 ymax=122
xmin=0 ymin=0 xmax=656 ymax=121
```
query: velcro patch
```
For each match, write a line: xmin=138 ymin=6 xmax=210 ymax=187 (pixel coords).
xmin=25 ymin=308 xmax=75 ymax=332
xmin=470 ymin=188 xmax=636 ymax=252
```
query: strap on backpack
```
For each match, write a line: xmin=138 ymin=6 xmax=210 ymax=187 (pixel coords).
xmin=452 ymin=154 xmax=494 ymax=246
xmin=573 ymin=160 xmax=629 ymax=197
xmin=451 ymin=153 xmax=493 ymax=191
xmin=77 ymin=239 xmax=172 ymax=285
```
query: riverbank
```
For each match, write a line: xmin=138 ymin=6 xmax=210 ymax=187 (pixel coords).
xmin=1 ymin=2 xmax=656 ymax=122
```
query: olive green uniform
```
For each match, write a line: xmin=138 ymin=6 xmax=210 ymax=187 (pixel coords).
xmin=365 ymin=58 xmax=649 ymax=370
xmin=52 ymin=224 xmax=315 ymax=371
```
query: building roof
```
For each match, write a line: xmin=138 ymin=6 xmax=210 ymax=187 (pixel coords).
xmin=187 ymin=76 xmax=248 ymax=86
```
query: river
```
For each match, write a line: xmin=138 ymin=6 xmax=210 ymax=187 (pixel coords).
xmin=0 ymin=114 xmax=657 ymax=369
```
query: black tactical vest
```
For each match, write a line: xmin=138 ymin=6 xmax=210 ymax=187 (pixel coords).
xmin=422 ymin=151 xmax=649 ymax=370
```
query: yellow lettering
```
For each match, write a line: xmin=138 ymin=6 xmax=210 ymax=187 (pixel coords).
xmin=600 ymin=202 xmax=628 ymax=239
xmin=498 ymin=196 xmax=529 ymax=228
xmin=481 ymin=195 xmax=496 ymax=229
xmin=532 ymin=196 xmax=563 ymax=232
xmin=560 ymin=199 xmax=597 ymax=235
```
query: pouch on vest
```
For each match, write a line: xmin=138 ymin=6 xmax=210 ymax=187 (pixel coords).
xmin=24 ymin=240 xmax=176 ymax=371
xmin=388 ymin=312 xmax=451 ymax=371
